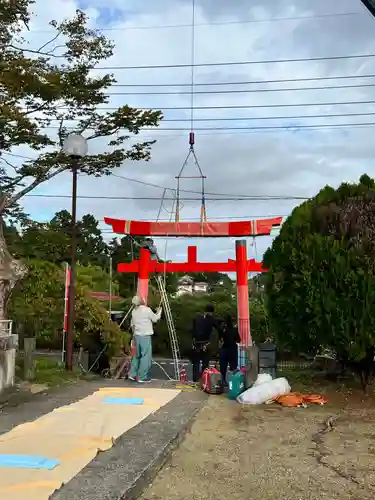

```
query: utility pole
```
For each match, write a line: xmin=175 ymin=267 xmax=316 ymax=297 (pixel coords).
xmin=62 ymin=134 xmax=88 ymax=371
xmin=109 ymin=255 xmax=113 ymax=317
xmin=66 ymin=159 xmax=78 ymax=371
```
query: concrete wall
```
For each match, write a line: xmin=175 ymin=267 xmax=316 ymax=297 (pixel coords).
xmin=0 ymin=335 xmax=17 ymax=394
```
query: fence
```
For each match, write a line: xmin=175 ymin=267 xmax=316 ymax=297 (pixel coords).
xmin=276 ymin=360 xmax=313 ymax=371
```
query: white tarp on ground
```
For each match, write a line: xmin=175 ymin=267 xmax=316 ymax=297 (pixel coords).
xmin=0 ymin=386 xmax=180 ymax=500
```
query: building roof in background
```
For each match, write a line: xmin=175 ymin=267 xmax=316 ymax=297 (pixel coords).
xmin=90 ymin=292 xmax=122 ymax=301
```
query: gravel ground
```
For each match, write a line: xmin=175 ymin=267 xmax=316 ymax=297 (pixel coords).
xmin=140 ymin=393 xmax=375 ymax=500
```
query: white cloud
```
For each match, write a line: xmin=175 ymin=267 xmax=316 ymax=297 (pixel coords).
xmin=6 ymin=0 xmax=375 ymax=264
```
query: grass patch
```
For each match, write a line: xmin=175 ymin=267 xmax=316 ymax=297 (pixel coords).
xmin=34 ymin=358 xmax=82 ymax=386
xmin=277 ymin=368 xmax=314 ymax=388
xmin=16 ymin=357 xmax=85 ymax=387
xmin=277 ymin=367 xmax=375 ymax=394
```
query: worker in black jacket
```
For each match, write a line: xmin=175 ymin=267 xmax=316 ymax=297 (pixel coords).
xmin=219 ymin=314 xmax=240 ymax=385
xmin=191 ymin=304 xmax=222 ymax=382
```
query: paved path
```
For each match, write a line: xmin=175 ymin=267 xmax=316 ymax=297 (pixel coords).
xmin=0 ymin=380 xmax=207 ymax=500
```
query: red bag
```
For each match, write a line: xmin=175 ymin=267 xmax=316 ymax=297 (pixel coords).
xmin=201 ymin=368 xmax=223 ymax=394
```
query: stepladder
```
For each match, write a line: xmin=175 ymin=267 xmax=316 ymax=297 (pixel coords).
xmin=154 ymin=275 xmax=181 ymax=380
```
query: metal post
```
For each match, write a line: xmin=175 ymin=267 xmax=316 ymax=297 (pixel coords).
xmin=109 ymin=255 xmax=113 ymax=317
xmin=66 ymin=158 xmax=78 ymax=371
xmin=62 ymin=262 xmax=70 ymax=363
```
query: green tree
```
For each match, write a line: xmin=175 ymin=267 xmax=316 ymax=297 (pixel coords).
xmin=152 ymin=293 xmax=268 ymax=357
xmin=13 ymin=223 xmax=70 ymax=262
xmin=12 ymin=211 xmax=109 ymax=265
xmin=263 ymin=174 xmax=375 ymax=379
xmin=77 ymin=263 xmax=119 ymax=296
xmin=9 ymin=259 xmax=125 ymax=354
xmin=0 ymin=3 xmax=161 ymax=212
xmin=0 ymin=1 xmax=162 ymax=320
xmin=50 ymin=210 xmax=108 ymax=267
xmin=108 ymin=236 xmax=138 ymax=297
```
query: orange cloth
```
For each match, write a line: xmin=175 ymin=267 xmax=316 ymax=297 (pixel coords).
xmin=274 ymin=392 xmax=328 ymax=407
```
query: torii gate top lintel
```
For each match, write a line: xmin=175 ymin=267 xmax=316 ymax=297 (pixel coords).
xmin=104 ymin=216 xmax=282 ymax=237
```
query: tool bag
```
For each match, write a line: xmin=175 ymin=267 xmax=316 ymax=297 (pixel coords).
xmin=201 ymin=367 xmax=223 ymax=394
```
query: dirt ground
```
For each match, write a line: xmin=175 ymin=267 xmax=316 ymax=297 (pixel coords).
xmin=141 ymin=387 xmax=375 ymax=500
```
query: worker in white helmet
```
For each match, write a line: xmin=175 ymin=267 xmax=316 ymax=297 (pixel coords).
xmin=128 ymin=295 xmax=162 ymax=383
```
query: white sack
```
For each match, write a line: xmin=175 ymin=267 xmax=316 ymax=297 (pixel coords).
xmin=237 ymin=377 xmax=291 ymax=405
xmin=252 ymin=373 xmax=273 ymax=386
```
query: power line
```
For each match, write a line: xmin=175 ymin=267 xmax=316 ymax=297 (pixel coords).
xmin=96 ymin=53 xmax=375 ymax=71
xmin=48 ymin=111 xmax=375 ymax=124
xmin=123 ymin=122 xmax=375 ymax=132
xmin=35 ymin=214 xmax=289 ymax=224
xmin=25 ymin=194 xmax=307 ymax=201
xmin=106 ymin=213 xmax=288 ymax=221
xmin=105 ymin=82 xmax=375 ymax=96
xmin=111 ymin=73 xmax=375 ymax=88
xmin=41 ymin=122 xmax=375 ymax=133
xmin=52 ymin=99 xmax=375 ymax=111
xmin=16 ymin=122 xmax=375 ymax=133
xmin=0 ymin=151 xmax=306 ymax=199
xmin=6 ymin=121 xmax=375 ymax=140
xmin=0 ymin=154 xmax=307 ymax=200
xmin=27 ymin=11 xmax=363 ymax=33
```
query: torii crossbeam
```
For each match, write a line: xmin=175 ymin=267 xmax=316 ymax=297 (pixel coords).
xmin=118 ymin=245 xmax=266 ymax=274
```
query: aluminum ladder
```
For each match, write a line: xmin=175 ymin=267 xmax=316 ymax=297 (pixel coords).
xmin=154 ymin=275 xmax=181 ymax=379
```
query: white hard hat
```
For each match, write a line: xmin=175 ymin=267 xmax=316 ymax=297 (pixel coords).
xmin=132 ymin=295 xmax=141 ymax=306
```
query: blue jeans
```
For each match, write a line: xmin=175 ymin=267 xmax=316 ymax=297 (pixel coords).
xmin=129 ymin=335 xmax=152 ymax=381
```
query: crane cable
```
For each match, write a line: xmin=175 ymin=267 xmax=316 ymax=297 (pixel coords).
xmin=175 ymin=0 xmax=207 ymax=226
xmin=156 ymin=188 xmax=174 ymax=305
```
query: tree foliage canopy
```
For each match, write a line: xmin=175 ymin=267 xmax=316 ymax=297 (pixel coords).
xmin=9 ymin=259 xmax=124 ymax=354
xmin=10 ymin=209 xmax=109 ymax=267
xmin=263 ymin=174 xmax=375 ymax=361
xmin=0 ymin=1 xmax=162 ymax=218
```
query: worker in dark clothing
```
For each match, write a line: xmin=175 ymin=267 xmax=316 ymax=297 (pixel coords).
xmin=191 ymin=304 xmax=222 ymax=382
xmin=141 ymin=238 xmax=160 ymax=261
xmin=129 ymin=236 xmax=160 ymax=261
xmin=219 ymin=314 xmax=240 ymax=385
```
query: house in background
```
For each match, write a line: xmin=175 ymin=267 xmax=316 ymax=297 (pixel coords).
xmin=175 ymin=275 xmax=210 ymax=297
xmin=90 ymin=292 xmax=122 ymax=302
xmin=194 ymin=281 xmax=210 ymax=294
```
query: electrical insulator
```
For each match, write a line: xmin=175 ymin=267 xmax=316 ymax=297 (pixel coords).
xmin=189 ymin=132 xmax=195 ymax=146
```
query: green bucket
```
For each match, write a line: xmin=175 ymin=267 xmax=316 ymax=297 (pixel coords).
xmin=228 ymin=370 xmax=246 ymax=400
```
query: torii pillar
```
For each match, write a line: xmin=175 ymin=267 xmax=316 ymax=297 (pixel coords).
xmin=235 ymin=239 xmax=251 ymax=347
xmin=137 ymin=247 xmax=150 ymax=303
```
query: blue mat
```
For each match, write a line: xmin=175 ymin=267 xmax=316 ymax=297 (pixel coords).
xmin=0 ymin=454 xmax=60 ymax=469
xmin=103 ymin=397 xmax=144 ymax=405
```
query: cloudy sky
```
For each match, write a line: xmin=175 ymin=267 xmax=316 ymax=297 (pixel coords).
xmin=6 ymin=0 xmax=375 ymax=264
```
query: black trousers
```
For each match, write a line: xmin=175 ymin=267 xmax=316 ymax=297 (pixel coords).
xmin=191 ymin=344 xmax=210 ymax=382
xmin=219 ymin=346 xmax=238 ymax=383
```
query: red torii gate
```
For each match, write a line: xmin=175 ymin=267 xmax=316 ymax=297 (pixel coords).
xmin=104 ymin=216 xmax=282 ymax=347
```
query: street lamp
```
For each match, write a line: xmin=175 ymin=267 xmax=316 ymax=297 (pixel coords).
xmin=62 ymin=133 xmax=88 ymax=371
